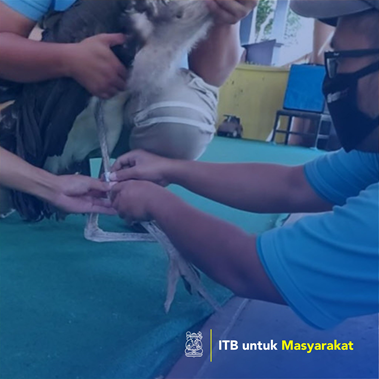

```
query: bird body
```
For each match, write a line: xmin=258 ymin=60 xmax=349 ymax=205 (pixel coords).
xmin=127 ymin=1 xmax=213 ymax=99
xmin=0 ymin=0 xmax=213 ymax=221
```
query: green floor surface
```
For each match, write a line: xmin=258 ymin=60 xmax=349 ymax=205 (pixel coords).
xmin=0 ymin=138 xmax=323 ymax=379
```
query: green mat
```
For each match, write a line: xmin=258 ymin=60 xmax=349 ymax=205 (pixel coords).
xmin=0 ymin=138 xmax=323 ymax=379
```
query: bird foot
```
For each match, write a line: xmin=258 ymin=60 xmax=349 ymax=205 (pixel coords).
xmin=0 ymin=208 xmax=15 ymax=219
xmin=164 ymin=250 xmax=220 ymax=313
xmin=84 ymin=225 xmax=156 ymax=243
xmin=141 ymin=221 xmax=220 ymax=313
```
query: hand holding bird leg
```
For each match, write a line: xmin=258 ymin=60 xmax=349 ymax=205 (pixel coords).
xmin=110 ymin=179 xmax=219 ymax=312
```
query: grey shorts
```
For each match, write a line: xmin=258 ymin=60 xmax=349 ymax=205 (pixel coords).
xmin=124 ymin=69 xmax=219 ymax=160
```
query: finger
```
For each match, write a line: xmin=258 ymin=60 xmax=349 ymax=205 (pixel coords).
xmin=110 ymin=183 xmax=125 ymax=201
xmin=213 ymin=0 xmax=246 ymax=22
xmin=124 ymin=216 xmax=134 ymax=226
xmin=91 ymin=205 xmax=118 ymax=215
xmin=67 ymin=197 xmax=116 ymax=215
xmin=112 ymin=153 xmax=136 ymax=172
xmin=99 ymin=92 xmax=113 ymax=100
xmin=237 ymin=0 xmax=258 ymax=10
xmin=112 ymin=76 xmax=127 ymax=92
xmin=118 ymin=211 xmax=134 ymax=227
xmin=209 ymin=6 xmax=236 ymax=24
xmin=109 ymin=167 xmax=139 ymax=182
xmin=88 ymin=190 xmax=108 ymax=198
xmin=90 ymin=197 xmax=117 ymax=215
xmin=115 ymin=205 xmax=134 ymax=226
xmin=101 ymin=87 xmax=118 ymax=99
xmin=92 ymin=198 xmax=113 ymax=207
xmin=116 ymin=64 xmax=128 ymax=83
xmin=111 ymin=192 xmax=127 ymax=215
xmin=87 ymin=179 xmax=111 ymax=193
xmin=205 ymin=0 xmax=220 ymax=12
xmin=206 ymin=0 xmax=230 ymax=20
xmin=215 ymin=0 xmax=246 ymax=14
xmin=108 ymin=58 xmax=128 ymax=88
xmin=98 ymin=33 xmax=127 ymax=47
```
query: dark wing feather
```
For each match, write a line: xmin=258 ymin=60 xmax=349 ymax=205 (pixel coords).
xmin=43 ymin=82 xmax=90 ymax=158
xmin=0 ymin=78 xmax=23 ymax=104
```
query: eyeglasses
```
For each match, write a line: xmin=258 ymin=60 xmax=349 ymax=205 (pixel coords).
xmin=324 ymin=49 xmax=379 ymax=78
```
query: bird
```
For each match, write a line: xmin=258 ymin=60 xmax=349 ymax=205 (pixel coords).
xmin=0 ymin=0 xmax=218 ymax=312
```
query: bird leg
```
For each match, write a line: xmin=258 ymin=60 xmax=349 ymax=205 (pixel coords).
xmin=84 ymin=103 xmax=155 ymax=243
xmin=90 ymin=99 xmax=219 ymax=312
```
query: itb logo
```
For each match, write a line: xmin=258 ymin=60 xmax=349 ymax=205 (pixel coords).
xmin=185 ymin=331 xmax=203 ymax=358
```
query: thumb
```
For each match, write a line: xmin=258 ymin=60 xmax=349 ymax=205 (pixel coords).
xmin=98 ymin=33 xmax=126 ymax=47
xmin=111 ymin=152 xmax=138 ymax=172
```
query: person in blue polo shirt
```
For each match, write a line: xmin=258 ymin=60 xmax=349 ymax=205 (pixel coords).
xmin=110 ymin=0 xmax=379 ymax=329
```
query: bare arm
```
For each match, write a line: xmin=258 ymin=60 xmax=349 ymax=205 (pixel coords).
xmin=0 ymin=147 xmax=115 ymax=214
xmin=0 ymin=1 xmax=127 ymax=98
xmin=167 ymin=161 xmax=332 ymax=213
xmin=188 ymin=23 xmax=243 ymax=87
xmin=0 ymin=33 xmax=70 ymax=83
xmin=188 ymin=0 xmax=258 ymax=87
xmin=111 ymin=151 xmax=333 ymax=214
xmin=0 ymin=147 xmax=56 ymax=199
xmin=111 ymin=180 xmax=285 ymax=303
xmin=0 ymin=3 xmax=70 ymax=82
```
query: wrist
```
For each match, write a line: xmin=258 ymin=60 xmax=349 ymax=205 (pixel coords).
xmin=59 ymin=43 xmax=76 ymax=78
xmin=29 ymin=168 xmax=60 ymax=203
xmin=147 ymin=186 xmax=176 ymax=220
xmin=211 ymin=21 xmax=237 ymax=30
xmin=165 ymin=160 xmax=187 ymax=185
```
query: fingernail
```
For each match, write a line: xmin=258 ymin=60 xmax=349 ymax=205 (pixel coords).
xmin=109 ymin=173 xmax=116 ymax=181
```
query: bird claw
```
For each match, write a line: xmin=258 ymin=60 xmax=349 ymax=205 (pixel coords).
xmin=164 ymin=249 xmax=220 ymax=313
xmin=85 ymin=214 xmax=156 ymax=242
xmin=141 ymin=221 xmax=220 ymax=313
xmin=85 ymin=215 xmax=219 ymax=311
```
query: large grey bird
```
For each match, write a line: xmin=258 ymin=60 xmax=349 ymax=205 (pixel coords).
xmin=0 ymin=0 xmax=218 ymax=312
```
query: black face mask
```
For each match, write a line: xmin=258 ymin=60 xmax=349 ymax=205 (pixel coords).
xmin=322 ymin=61 xmax=379 ymax=152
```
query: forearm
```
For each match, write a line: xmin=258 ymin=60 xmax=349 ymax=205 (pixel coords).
xmin=188 ymin=23 xmax=242 ymax=87
xmin=150 ymin=190 xmax=260 ymax=297
xmin=168 ymin=160 xmax=307 ymax=213
xmin=0 ymin=33 xmax=70 ymax=82
xmin=0 ymin=147 xmax=56 ymax=200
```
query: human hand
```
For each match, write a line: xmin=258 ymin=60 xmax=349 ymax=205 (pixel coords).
xmin=65 ymin=33 xmax=128 ymax=99
xmin=110 ymin=150 xmax=175 ymax=187
xmin=46 ymin=174 xmax=116 ymax=215
xmin=205 ymin=0 xmax=258 ymax=24
xmin=110 ymin=180 xmax=169 ymax=224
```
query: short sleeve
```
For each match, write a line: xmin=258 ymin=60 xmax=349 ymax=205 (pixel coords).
xmin=53 ymin=0 xmax=76 ymax=11
xmin=304 ymin=149 xmax=379 ymax=206
xmin=1 ymin=0 xmax=51 ymax=21
xmin=257 ymin=183 xmax=379 ymax=330
xmin=0 ymin=0 xmax=75 ymax=20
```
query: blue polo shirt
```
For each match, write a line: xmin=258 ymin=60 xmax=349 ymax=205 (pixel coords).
xmin=258 ymin=149 xmax=379 ymax=329
xmin=0 ymin=0 xmax=75 ymax=20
